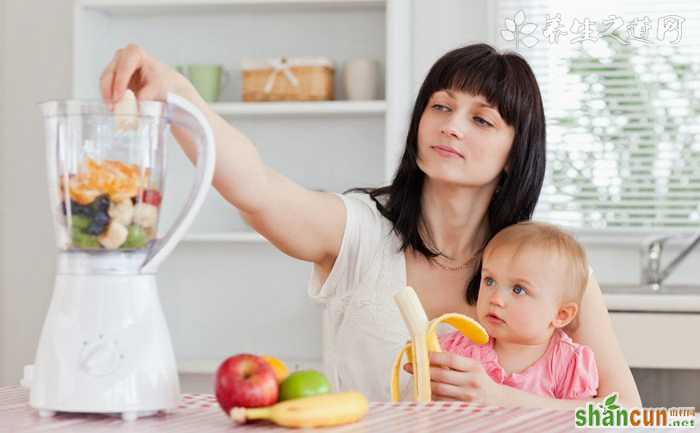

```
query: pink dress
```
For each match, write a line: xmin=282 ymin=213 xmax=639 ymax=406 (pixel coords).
xmin=439 ymin=329 xmax=599 ymax=400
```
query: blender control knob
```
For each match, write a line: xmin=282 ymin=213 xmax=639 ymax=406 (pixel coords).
xmin=80 ymin=342 xmax=119 ymax=376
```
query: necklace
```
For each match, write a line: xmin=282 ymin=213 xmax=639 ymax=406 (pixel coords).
xmin=432 ymin=254 xmax=475 ymax=271
xmin=420 ymin=223 xmax=481 ymax=272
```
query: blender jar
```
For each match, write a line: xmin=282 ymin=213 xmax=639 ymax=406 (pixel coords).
xmin=42 ymin=100 xmax=167 ymax=252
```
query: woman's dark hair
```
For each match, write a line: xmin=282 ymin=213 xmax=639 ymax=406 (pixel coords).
xmin=349 ymin=43 xmax=546 ymax=305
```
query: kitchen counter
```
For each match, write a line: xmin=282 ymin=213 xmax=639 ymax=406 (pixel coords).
xmin=605 ymin=293 xmax=700 ymax=312
xmin=602 ymin=287 xmax=700 ymax=369
xmin=603 ymin=284 xmax=700 ymax=313
xmin=2 ymin=386 xmax=585 ymax=433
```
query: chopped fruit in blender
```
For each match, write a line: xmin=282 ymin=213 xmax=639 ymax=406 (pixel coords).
xmin=71 ymin=187 xmax=103 ymax=206
xmin=123 ymin=224 xmax=148 ymax=249
xmin=91 ymin=195 xmax=111 ymax=213
xmin=58 ymin=159 xmax=162 ymax=250
xmin=141 ymin=189 xmax=162 ymax=207
xmin=69 ymin=215 xmax=91 ymax=231
xmin=63 ymin=200 xmax=92 ymax=217
xmin=72 ymin=227 xmax=100 ymax=249
xmin=109 ymin=199 xmax=134 ymax=226
xmin=144 ymin=226 xmax=157 ymax=239
xmin=98 ymin=221 xmax=129 ymax=250
xmin=109 ymin=186 xmax=139 ymax=204
xmin=64 ymin=159 xmax=145 ymax=206
xmin=86 ymin=211 xmax=110 ymax=236
xmin=133 ymin=203 xmax=158 ymax=228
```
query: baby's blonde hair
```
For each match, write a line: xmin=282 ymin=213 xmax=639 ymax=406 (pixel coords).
xmin=484 ymin=221 xmax=589 ymax=306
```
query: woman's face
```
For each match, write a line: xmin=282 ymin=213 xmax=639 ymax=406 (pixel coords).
xmin=417 ymin=89 xmax=515 ymax=188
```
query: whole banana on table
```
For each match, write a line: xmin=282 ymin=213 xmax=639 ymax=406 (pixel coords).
xmin=231 ymin=391 xmax=369 ymax=428
xmin=391 ymin=286 xmax=489 ymax=402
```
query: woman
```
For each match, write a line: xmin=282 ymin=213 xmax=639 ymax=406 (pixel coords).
xmin=101 ymin=43 xmax=641 ymax=408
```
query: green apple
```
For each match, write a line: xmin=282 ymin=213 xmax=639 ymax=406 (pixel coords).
xmin=278 ymin=370 xmax=331 ymax=401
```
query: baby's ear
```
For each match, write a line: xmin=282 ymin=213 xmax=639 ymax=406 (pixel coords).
xmin=552 ymin=302 xmax=578 ymax=329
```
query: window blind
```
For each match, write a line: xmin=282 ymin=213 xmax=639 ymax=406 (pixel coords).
xmin=493 ymin=1 xmax=700 ymax=229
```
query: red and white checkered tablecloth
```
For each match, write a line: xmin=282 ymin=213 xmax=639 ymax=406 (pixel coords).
xmin=0 ymin=385 xmax=679 ymax=433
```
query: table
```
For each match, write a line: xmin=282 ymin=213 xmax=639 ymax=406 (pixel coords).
xmin=0 ymin=386 xmax=687 ymax=432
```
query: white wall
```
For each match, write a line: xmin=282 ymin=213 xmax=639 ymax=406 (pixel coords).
xmin=412 ymin=0 xmax=491 ymax=93
xmin=0 ymin=0 xmax=74 ymax=385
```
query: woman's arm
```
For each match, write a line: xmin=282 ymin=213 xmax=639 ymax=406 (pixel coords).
xmin=567 ymin=273 xmax=642 ymax=407
xmin=100 ymin=44 xmax=345 ymax=270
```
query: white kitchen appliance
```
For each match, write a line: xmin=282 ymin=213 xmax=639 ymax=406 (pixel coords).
xmin=24 ymin=93 xmax=215 ymax=421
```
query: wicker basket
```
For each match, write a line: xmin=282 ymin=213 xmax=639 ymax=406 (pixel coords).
xmin=241 ymin=57 xmax=334 ymax=102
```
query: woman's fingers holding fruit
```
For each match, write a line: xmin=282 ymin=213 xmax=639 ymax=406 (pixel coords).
xmin=111 ymin=44 xmax=148 ymax=103
xmin=101 ymin=44 xmax=187 ymax=104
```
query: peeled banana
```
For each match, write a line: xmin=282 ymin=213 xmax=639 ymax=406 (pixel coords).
xmin=113 ymin=89 xmax=139 ymax=131
xmin=108 ymin=199 xmax=134 ymax=226
xmin=133 ymin=203 xmax=158 ymax=228
xmin=98 ymin=221 xmax=128 ymax=250
xmin=230 ymin=391 xmax=369 ymax=428
xmin=391 ymin=286 xmax=489 ymax=402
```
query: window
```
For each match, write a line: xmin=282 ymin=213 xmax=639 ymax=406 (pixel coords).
xmin=493 ymin=1 xmax=700 ymax=229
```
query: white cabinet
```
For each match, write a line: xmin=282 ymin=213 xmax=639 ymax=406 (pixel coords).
xmin=72 ymin=0 xmax=413 ymax=378
xmin=609 ymin=312 xmax=700 ymax=370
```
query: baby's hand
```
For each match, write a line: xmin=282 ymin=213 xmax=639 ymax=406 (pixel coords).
xmin=404 ymin=352 xmax=504 ymax=404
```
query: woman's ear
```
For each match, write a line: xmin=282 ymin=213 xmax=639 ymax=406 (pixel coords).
xmin=552 ymin=302 xmax=578 ymax=329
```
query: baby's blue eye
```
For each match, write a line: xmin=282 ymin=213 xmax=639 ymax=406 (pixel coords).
xmin=484 ymin=277 xmax=495 ymax=286
xmin=512 ymin=285 xmax=527 ymax=295
xmin=431 ymin=104 xmax=450 ymax=111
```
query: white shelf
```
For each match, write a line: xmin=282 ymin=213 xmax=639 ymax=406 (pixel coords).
xmin=211 ymin=100 xmax=386 ymax=117
xmin=183 ymin=231 xmax=268 ymax=243
xmin=81 ymin=0 xmax=386 ymax=16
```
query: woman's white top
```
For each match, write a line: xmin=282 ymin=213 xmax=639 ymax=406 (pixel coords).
xmin=307 ymin=192 xmax=411 ymax=401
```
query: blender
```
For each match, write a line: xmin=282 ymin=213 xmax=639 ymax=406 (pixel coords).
xmin=24 ymin=93 xmax=215 ymax=420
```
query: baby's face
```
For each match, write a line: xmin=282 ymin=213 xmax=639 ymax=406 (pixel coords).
xmin=476 ymin=243 xmax=570 ymax=344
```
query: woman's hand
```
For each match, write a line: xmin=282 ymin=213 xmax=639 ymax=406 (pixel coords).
xmin=404 ymin=352 xmax=506 ymax=405
xmin=100 ymin=44 xmax=197 ymax=105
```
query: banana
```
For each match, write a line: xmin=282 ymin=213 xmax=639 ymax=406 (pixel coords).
xmin=113 ymin=89 xmax=139 ymax=131
xmin=230 ymin=391 xmax=369 ymax=428
xmin=108 ymin=199 xmax=134 ymax=226
xmin=391 ymin=286 xmax=489 ymax=402
xmin=98 ymin=221 xmax=128 ymax=250
xmin=133 ymin=203 xmax=158 ymax=228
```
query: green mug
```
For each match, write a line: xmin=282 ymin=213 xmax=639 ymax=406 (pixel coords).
xmin=177 ymin=64 xmax=230 ymax=102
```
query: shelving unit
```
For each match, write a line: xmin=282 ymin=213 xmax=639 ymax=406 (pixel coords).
xmin=73 ymin=0 xmax=412 ymax=383
xmin=81 ymin=0 xmax=386 ymax=16
xmin=211 ymin=100 xmax=386 ymax=117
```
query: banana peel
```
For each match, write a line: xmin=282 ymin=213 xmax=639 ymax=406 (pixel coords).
xmin=391 ymin=287 xmax=489 ymax=402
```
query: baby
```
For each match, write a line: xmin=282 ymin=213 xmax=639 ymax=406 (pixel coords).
xmin=440 ymin=221 xmax=598 ymax=400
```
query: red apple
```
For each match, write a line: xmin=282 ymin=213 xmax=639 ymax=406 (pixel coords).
xmin=215 ymin=353 xmax=279 ymax=413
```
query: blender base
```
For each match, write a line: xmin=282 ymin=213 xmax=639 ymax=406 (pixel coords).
xmin=32 ymin=402 xmax=159 ymax=421
xmin=28 ymin=272 xmax=180 ymax=417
